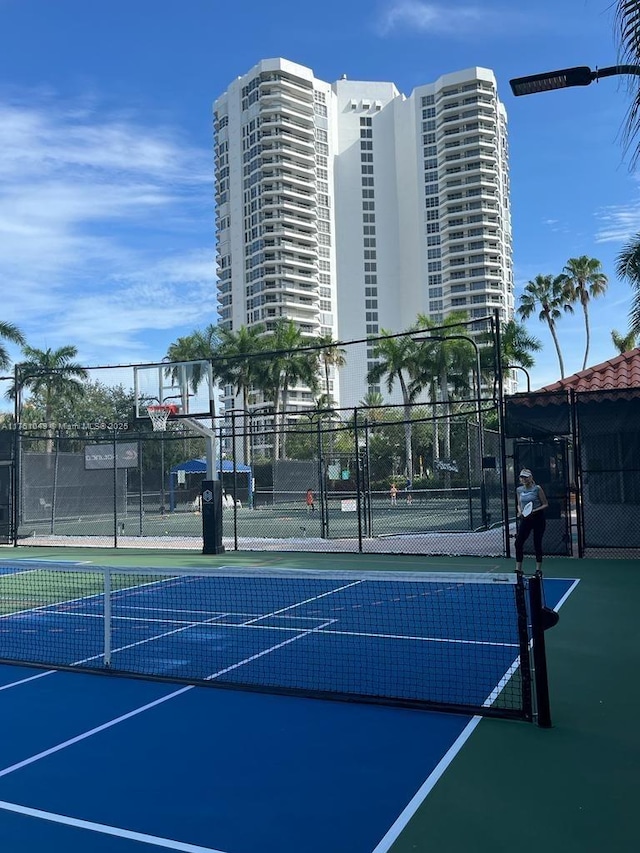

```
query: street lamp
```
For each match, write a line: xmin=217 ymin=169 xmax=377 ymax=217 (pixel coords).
xmin=413 ymin=333 xmax=489 ymax=529
xmin=510 ymin=65 xmax=640 ymax=97
xmin=506 ymin=364 xmax=531 ymax=393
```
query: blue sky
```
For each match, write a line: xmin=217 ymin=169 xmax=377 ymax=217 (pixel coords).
xmin=0 ymin=0 xmax=637 ymax=395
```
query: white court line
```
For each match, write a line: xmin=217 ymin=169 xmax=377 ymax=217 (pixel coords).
xmin=45 ymin=611 xmax=218 ymax=627
xmin=34 ymin=608 xmax=519 ymax=647
xmin=0 ymin=568 xmax=45 ymax=579
xmin=239 ymin=579 xmax=364 ymax=626
xmin=0 ymin=572 xmax=185 ymax=622
xmin=0 ymin=560 xmax=93 ymax=567
xmin=0 ymin=623 xmax=337 ymax=779
xmin=370 ymin=717 xmax=482 ymax=853
xmin=372 ymin=576 xmax=582 ymax=851
xmin=550 ymin=578 xmax=580 ymax=610
xmin=204 ymin=618 xmax=336 ymax=682
xmin=0 ymin=583 xmax=355 ymax=778
xmin=0 ymin=800 xmax=228 ymax=853
xmin=307 ymin=628 xmax=519 ymax=647
xmin=72 ymin=614 xmax=230 ymax=666
xmin=0 ymin=670 xmax=56 ymax=692
xmin=481 ymin=658 xmax=522 ymax=708
xmin=0 ymin=686 xmax=193 ymax=779
xmin=483 ymin=577 xmax=581 ymax=710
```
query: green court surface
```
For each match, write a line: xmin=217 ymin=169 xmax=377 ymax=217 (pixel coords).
xmin=0 ymin=544 xmax=636 ymax=853
xmin=19 ymin=496 xmax=486 ymax=541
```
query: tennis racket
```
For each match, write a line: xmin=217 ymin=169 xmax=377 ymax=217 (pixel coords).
xmin=522 ymin=501 xmax=533 ymax=518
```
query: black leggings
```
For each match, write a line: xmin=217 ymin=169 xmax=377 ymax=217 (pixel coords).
xmin=515 ymin=512 xmax=546 ymax=562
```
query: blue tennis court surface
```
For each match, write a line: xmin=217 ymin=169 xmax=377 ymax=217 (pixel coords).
xmin=0 ymin=573 xmax=577 ymax=852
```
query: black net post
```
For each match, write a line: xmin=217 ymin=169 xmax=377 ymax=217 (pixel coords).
xmin=529 ymin=571 xmax=552 ymax=728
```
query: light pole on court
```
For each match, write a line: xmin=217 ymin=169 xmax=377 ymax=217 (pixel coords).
xmin=509 ymin=64 xmax=640 ymax=97
xmin=506 ymin=365 xmax=531 ymax=393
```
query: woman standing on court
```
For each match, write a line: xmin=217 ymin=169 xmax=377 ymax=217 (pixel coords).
xmin=515 ymin=468 xmax=549 ymax=574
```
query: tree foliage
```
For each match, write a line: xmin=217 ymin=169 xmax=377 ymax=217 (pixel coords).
xmin=0 ymin=321 xmax=26 ymax=374
xmin=518 ymin=274 xmax=573 ymax=378
xmin=562 ymin=256 xmax=608 ymax=371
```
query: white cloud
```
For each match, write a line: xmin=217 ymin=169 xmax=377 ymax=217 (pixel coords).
xmin=0 ymin=92 xmax=216 ymax=367
xmin=594 ymin=201 xmax=640 ymax=244
xmin=52 ymin=251 xmax=219 ymax=359
xmin=376 ymin=1 xmax=534 ymax=36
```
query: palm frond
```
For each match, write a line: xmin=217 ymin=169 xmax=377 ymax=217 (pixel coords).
xmin=616 ymin=1 xmax=640 ymax=63
xmin=616 ymin=1 xmax=640 ymax=165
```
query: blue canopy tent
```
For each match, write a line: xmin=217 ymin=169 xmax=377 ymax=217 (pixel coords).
xmin=169 ymin=458 xmax=253 ymax=510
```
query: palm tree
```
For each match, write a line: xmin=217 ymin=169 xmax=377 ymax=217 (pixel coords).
xmin=480 ymin=319 xmax=542 ymax=390
xmin=611 ymin=328 xmax=640 ymax=353
xmin=616 ymin=235 xmax=640 ymax=335
xmin=316 ymin=334 xmax=347 ymax=408
xmin=260 ymin=320 xmax=319 ymax=459
xmin=413 ymin=312 xmax=475 ymax=481
xmin=359 ymin=389 xmax=384 ymax=409
xmin=366 ymin=331 xmax=419 ymax=481
xmin=500 ymin=320 xmax=541 ymax=370
xmin=562 ymin=256 xmax=609 ymax=371
xmin=217 ymin=325 xmax=265 ymax=463
xmin=518 ymin=274 xmax=573 ymax=379
xmin=164 ymin=324 xmax=224 ymax=421
xmin=0 ymin=321 xmax=26 ymax=374
xmin=615 ymin=1 xmax=640 ymax=165
xmin=16 ymin=345 xmax=88 ymax=451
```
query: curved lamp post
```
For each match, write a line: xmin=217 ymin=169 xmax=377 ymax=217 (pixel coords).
xmin=510 ymin=64 xmax=640 ymax=97
xmin=506 ymin=364 xmax=531 ymax=393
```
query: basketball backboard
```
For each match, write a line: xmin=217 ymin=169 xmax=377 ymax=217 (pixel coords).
xmin=133 ymin=360 xmax=217 ymax=420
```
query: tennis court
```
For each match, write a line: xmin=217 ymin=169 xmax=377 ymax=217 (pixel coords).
xmin=0 ymin=548 xmax=583 ymax=852
xmin=0 ymin=663 xmax=475 ymax=852
xmin=19 ymin=490 xmax=489 ymax=542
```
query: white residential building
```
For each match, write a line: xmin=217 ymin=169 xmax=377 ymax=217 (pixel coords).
xmin=213 ymin=59 xmax=513 ymax=411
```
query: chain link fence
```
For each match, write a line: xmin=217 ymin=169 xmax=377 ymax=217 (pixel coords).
xmin=505 ymin=387 xmax=640 ymax=559
xmin=576 ymin=390 xmax=640 ymax=556
xmin=8 ymin=355 xmax=638 ymax=558
xmin=14 ymin=397 xmax=507 ymax=556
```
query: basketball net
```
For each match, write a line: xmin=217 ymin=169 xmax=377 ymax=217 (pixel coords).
xmin=147 ymin=404 xmax=178 ymax=432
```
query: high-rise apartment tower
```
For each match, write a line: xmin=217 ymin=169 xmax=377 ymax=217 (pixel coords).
xmin=214 ymin=59 xmax=513 ymax=410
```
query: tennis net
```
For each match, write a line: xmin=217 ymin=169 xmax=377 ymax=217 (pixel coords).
xmin=0 ymin=561 xmax=546 ymax=722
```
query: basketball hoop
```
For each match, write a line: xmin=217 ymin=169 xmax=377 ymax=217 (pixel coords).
xmin=147 ymin=403 xmax=178 ymax=432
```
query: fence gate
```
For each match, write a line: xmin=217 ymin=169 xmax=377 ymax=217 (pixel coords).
xmin=514 ymin=438 xmax=572 ymax=557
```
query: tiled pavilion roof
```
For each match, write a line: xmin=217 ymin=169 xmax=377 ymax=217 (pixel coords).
xmin=537 ymin=348 xmax=640 ymax=392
